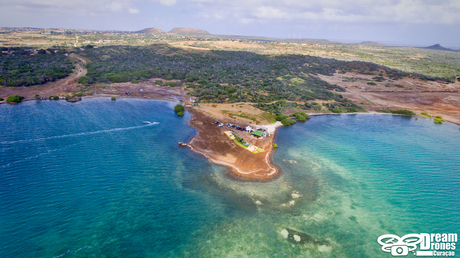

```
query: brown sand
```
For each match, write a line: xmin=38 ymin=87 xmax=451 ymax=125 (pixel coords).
xmin=186 ymin=107 xmax=280 ymax=181
xmin=318 ymin=73 xmax=460 ymax=125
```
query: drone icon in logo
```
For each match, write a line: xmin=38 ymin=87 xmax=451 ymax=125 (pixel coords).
xmin=377 ymin=234 xmax=423 ymax=256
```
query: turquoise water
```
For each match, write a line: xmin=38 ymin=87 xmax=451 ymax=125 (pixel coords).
xmin=0 ymin=99 xmax=459 ymax=257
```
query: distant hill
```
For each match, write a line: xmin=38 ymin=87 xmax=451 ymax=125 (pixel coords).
xmin=422 ymin=44 xmax=458 ymax=52
xmin=359 ymin=41 xmax=386 ymax=46
xmin=169 ymin=27 xmax=211 ymax=36
xmin=136 ymin=28 xmax=165 ymax=34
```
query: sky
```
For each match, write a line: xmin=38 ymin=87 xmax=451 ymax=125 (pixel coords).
xmin=1 ymin=0 xmax=460 ymax=47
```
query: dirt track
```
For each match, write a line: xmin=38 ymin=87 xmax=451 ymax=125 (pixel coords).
xmin=0 ymin=54 xmax=87 ymax=101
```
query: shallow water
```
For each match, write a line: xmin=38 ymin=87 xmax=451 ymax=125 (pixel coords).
xmin=0 ymin=99 xmax=459 ymax=257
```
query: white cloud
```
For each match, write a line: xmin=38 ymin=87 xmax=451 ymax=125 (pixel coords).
xmin=158 ymin=0 xmax=176 ymax=6
xmin=185 ymin=0 xmax=460 ymax=25
xmin=1 ymin=0 xmax=459 ymax=29
xmin=129 ymin=7 xmax=140 ymax=13
xmin=2 ymin=0 xmax=142 ymax=15
xmin=106 ymin=2 xmax=124 ymax=12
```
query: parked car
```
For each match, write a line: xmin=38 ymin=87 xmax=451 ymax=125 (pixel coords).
xmin=218 ymin=123 xmax=224 ymax=127
xmin=214 ymin=121 xmax=219 ymax=124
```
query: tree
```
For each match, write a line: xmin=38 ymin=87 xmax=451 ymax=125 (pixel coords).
xmin=174 ymin=104 xmax=185 ymax=112
xmin=281 ymin=118 xmax=296 ymax=126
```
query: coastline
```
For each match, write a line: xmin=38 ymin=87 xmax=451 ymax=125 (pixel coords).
xmin=1 ymin=81 xmax=460 ymax=181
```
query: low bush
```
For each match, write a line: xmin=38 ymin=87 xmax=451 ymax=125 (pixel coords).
xmin=347 ymin=107 xmax=357 ymax=113
xmin=6 ymin=95 xmax=24 ymax=103
xmin=434 ymin=116 xmax=445 ymax=124
xmin=378 ymin=109 xmax=416 ymax=116
xmin=111 ymin=96 xmax=116 ymax=100
xmin=177 ymin=111 xmax=184 ymax=116
xmin=332 ymin=109 xmax=342 ymax=113
xmin=276 ymin=114 xmax=288 ymax=121
xmin=293 ymin=111 xmax=309 ymax=121
xmin=391 ymin=109 xmax=416 ymax=116
xmin=165 ymin=81 xmax=179 ymax=87
xmin=421 ymin=112 xmax=431 ymax=117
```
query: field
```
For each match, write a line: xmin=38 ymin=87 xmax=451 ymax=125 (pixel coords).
xmin=1 ymin=27 xmax=459 ymax=124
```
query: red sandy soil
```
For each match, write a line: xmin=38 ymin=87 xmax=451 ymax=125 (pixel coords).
xmin=187 ymin=107 xmax=279 ymax=181
xmin=318 ymin=73 xmax=460 ymax=125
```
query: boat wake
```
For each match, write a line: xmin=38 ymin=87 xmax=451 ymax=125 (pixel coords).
xmin=0 ymin=122 xmax=160 ymax=145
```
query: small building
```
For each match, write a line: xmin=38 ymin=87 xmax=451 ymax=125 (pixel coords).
xmin=245 ymin=126 xmax=253 ymax=132
xmin=252 ymin=131 xmax=264 ymax=138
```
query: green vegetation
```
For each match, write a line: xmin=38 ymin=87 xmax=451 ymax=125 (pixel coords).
xmin=174 ymin=104 xmax=185 ymax=112
xmin=165 ymin=81 xmax=180 ymax=87
xmin=111 ymin=96 xmax=116 ymax=100
xmin=378 ymin=109 xmax=416 ymax=116
xmin=50 ymin=96 xmax=59 ymax=100
xmin=0 ymin=98 xmax=3 ymax=101
xmin=276 ymin=114 xmax=288 ymax=121
xmin=76 ymin=44 xmax=385 ymax=114
xmin=347 ymin=107 xmax=358 ymax=113
xmin=434 ymin=116 xmax=445 ymax=124
xmin=6 ymin=95 xmax=24 ymax=103
xmin=259 ymin=112 xmax=277 ymax=124
xmin=177 ymin=111 xmax=184 ymax=116
xmin=273 ymin=143 xmax=278 ymax=148
xmin=293 ymin=111 xmax=309 ymax=121
xmin=281 ymin=118 xmax=296 ymax=126
xmin=0 ymin=47 xmax=74 ymax=87
xmin=231 ymin=132 xmax=249 ymax=148
xmin=367 ymin=82 xmax=377 ymax=85
xmin=222 ymin=110 xmax=259 ymax=123
xmin=421 ymin=112 xmax=431 ymax=117
xmin=34 ymin=94 xmax=39 ymax=99
xmin=77 ymin=76 xmax=93 ymax=86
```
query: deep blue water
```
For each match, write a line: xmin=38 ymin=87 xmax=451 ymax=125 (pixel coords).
xmin=0 ymin=99 xmax=459 ymax=257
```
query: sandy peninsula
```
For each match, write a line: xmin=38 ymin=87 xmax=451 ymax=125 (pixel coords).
xmin=186 ymin=106 xmax=282 ymax=180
